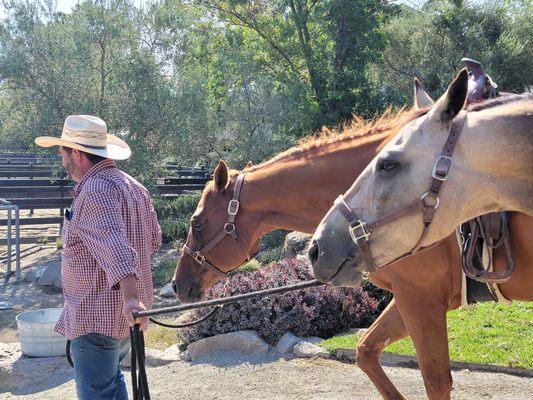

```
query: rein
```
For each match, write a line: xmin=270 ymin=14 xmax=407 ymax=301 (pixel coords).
xmin=336 ymin=111 xmax=468 ymax=272
xmin=181 ymin=173 xmax=250 ymax=278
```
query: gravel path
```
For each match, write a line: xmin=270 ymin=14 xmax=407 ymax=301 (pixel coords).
xmin=2 ymin=353 xmax=532 ymax=400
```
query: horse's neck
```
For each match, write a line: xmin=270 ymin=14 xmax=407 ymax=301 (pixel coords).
xmin=243 ymin=135 xmax=387 ymax=235
xmin=456 ymin=106 xmax=533 ymax=217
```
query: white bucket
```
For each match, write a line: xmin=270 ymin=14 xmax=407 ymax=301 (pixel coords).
xmin=16 ymin=308 xmax=67 ymax=357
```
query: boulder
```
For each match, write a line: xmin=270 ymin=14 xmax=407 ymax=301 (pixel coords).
xmin=187 ymin=330 xmax=270 ymax=361
xmin=275 ymin=332 xmax=301 ymax=355
xmin=37 ymin=262 xmax=62 ymax=289
xmin=293 ymin=340 xmax=329 ymax=358
xmin=158 ymin=282 xmax=176 ymax=298
xmin=282 ymin=232 xmax=312 ymax=258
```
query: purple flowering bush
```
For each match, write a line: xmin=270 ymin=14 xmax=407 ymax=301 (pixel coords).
xmin=178 ymin=258 xmax=381 ymax=345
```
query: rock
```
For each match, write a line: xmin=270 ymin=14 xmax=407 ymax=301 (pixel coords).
xmin=187 ymin=330 xmax=270 ymax=361
xmin=0 ymin=301 xmax=13 ymax=310
xmin=293 ymin=340 xmax=329 ymax=359
xmin=301 ymin=336 xmax=323 ymax=344
xmin=276 ymin=332 xmax=301 ymax=355
xmin=282 ymin=232 xmax=312 ymax=258
xmin=38 ymin=262 xmax=62 ymax=289
xmin=179 ymin=350 xmax=192 ymax=362
xmin=158 ymin=283 xmax=176 ymax=298
xmin=35 ymin=265 xmax=47 ymax=279
xmin=0 ymin=342 xmax=71 ymax=392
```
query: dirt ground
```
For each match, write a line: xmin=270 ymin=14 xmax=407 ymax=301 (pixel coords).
xmin=2 ymin=353 xmax=533 ymax=400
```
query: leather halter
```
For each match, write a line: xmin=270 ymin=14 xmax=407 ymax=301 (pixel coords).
xmin=335 ymin=111 xmax=468 ymax=272
xmin=182 ymin=173 xmax=251 ymax=278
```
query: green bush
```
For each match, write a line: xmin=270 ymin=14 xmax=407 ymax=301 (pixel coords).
xmin=261 ymin=230 xmax=289 ymax=250
xmin=153 ymin=257 xmax=178 ymax=286
xmin=256 ymin=246 xmax=284 ymax=266
xmin=153 ymin=194 xmax=200 ymax=244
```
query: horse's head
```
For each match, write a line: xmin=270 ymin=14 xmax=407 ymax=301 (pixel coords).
xmin=173 ymin=160 xmax=261 ymax=302
xmin=309 ymin=69 xmax=472 ymax=282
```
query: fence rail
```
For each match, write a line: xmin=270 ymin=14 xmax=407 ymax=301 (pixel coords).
xmin=0 ymin=154 xmax=210 ymax=245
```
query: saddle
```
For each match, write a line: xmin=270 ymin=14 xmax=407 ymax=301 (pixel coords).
xmin=459 ymin=212 xmax=515 ymax=284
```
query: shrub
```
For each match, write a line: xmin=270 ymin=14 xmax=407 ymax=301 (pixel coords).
xmin=153 ymin=257 xmax=178 ymax=286
xmin=256 ymin=246 xmax=283 ymax=265
xmin=260 ymin=229 xmax=289 ymax=250
xmin=361 ymin=276 xmax=393 ymax=317
xmin=153 ymin=194 xmax=200 ymax=244
xmin=178 ymin=258 xmax=379 ymax=345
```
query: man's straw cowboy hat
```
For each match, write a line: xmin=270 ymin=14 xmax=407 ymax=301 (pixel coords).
xmin=35 ymin=115 xmax=131 ymax=160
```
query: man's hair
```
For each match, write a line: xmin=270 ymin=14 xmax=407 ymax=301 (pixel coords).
xmin=61 ymin=146 xmax=107 ymax=164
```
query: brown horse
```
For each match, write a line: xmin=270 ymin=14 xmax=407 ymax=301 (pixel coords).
xmin=172 ymin=109 xmax=532 ymax=399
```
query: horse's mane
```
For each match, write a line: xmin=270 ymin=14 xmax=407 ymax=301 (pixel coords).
xmin=246 ymin=107 xmax=428 ymax=173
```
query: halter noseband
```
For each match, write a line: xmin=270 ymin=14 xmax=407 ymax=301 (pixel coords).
xmin=182 ymin=173 xmax=251 ymax=278
xmin=336 ymin=111 xmax=467 ymax=272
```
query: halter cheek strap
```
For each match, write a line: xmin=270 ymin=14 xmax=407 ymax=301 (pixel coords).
xmin=336 ymin=111 xmax=467 ymax=272
xmin=182 ymin=173 xmax=250 ymax=278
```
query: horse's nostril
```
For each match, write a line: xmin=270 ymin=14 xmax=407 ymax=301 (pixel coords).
xmin=308 ymin=241 xmax=319 ymax=264
xmin=171 ymin=280 xmax=177 ymax=295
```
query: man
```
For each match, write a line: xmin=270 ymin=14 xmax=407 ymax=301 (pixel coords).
xmin=35 ymin=115 xmax=162 ymax=399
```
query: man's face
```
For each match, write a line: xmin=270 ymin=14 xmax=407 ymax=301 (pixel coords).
xmin=59 ymin=147 xmax=77 ymax=181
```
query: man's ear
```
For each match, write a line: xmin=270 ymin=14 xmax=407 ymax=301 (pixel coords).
xmin=431 ymin=68 xmax=469 ymax=123
xmin=213 ymin=159 xmax=229 ymax=192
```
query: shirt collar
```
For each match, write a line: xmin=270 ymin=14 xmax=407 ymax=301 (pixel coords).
xmin=71 ymin=159 xmax=117 ymax=198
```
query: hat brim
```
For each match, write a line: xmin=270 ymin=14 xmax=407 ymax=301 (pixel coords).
xmin=35 ymin=134 xmax=131 ymax=160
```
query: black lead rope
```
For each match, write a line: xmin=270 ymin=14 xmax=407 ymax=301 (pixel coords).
xmin=130 ymin=324 xmax=150 ymax=400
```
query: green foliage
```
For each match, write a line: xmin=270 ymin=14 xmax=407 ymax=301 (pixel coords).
xmin=256 ymin=246 xmax=283 ymax=266
xmin=153 ymin=256 xmax=178 ymax=286
xmin=0 ymin=0 xmax=530 ymax=173
xmin=153 ymin=194 xmax=201 ymax=244
xmin=370 ymin=0 xmax=532 ymax=105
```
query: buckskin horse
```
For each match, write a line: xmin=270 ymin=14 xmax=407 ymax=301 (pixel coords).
xmin=172 ymin=76 xmax=532 ymax=399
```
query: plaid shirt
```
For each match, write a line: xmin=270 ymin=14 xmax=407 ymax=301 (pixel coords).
xmin=55 ymin=159 xmax=162 ymax=340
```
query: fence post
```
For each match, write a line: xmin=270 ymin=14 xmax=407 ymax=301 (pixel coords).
xmin=1 ymin=198 xmax=21 ymax=282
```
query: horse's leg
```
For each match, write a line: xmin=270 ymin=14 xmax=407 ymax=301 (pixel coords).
xmin=356 ymin=298 xmax=409 ymax=400
xmin=394 ymin=293 xmax=452 ymax=400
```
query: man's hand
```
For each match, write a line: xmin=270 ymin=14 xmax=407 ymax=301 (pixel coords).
xmin=123 ymin=298 xmax=148 ymax=331
xmin=120 ymin=275 xmax=148 ymax=331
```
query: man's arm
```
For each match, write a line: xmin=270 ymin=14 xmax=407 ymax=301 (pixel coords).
xmin=120 ymin=275 xmax=148 ymax=331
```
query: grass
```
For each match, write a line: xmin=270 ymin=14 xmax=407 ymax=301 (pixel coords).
xmin=144 ymin=317 xmax=184 ymax=350
xmin=320 ymin=301 xmax=533 ymax=369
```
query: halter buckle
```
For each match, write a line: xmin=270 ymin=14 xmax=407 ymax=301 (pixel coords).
xmin=228 ymin=199 xmax=240 ymax=216
xmin=224 ymin=222 xmax=236 ymax=234
xmin=194 ymin=252 xmax=205 ymax=264
xmin=432 ymin=156 xmax=453 ymax=181
xmin=421 ymin=192 xmax=440 ymax=209
xmin=349 ymin=221 xmax=371 ymax=242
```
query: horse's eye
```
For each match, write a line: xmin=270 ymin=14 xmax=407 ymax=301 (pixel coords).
xmin=191 ymin=219 xmax=202 ymax=230
xmin=379 ymin=160 xmax=399 ymax=171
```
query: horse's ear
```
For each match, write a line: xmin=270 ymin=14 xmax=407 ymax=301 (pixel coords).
xmin=213 ymin=159 xmax=229 ymax=192
xmin=413 ymin=77 xmax=434 ymax=109
xmin=245 ymin=161 xmax=253 ymax=169
xmin=431 ymin=68 xmax=469 ymax=123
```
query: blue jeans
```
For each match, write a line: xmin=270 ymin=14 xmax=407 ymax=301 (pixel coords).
xmin=70 ymin=333 xmax=130 ymax=400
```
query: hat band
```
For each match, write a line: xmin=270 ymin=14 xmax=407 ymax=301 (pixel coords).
xmin=73 ymin=142 xmax=107 ymax=150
